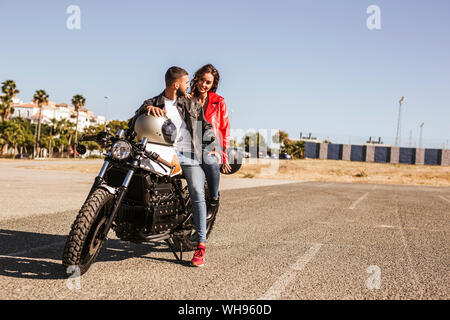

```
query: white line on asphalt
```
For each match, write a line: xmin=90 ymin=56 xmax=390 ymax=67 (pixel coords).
xmin=228 ymin=196 xmax=262 ymax=204
xmin=438 ymin=195 xmax=450 ymax=204
xmin=348 ymin=192 xmax=369 ymax=210
xmin=314 ymin=182 xmax=333 ymax=187
xmin=259 ymin=243 xmax=323 ymax=300
xmin=393 ymin=202 xmax=423 ymax=298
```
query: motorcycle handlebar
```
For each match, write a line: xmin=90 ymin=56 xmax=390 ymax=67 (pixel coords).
xmin=144 ymin=150 xmax=174 ymax=169
xmin=80 ymin=132 xmax=109 ymax=142
xmin=80 ymin=134 xmax=98 ymax=142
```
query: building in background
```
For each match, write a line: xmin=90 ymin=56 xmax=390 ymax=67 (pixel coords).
xmin=10 ymin=98 xmax=106 ymax=130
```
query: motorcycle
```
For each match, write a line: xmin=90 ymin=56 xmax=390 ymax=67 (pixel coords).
xmin=62 ymin=121 xmax=243 ymax=275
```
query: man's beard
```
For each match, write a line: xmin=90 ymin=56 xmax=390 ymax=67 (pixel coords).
xmin=176 ymin=89 xmax=186 ymax=97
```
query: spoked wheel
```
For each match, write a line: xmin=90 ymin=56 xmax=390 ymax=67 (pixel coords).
xmin=62 ymin=188 xmax=114 ymax=276
xmin=173 ymin=182 xmax=219 ymax=251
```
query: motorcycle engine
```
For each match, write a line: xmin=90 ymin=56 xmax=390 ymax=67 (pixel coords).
xmin=113 ymin=175 xmax=185 ymax=242
xmin=146 ymin=181 xmax=184 ymax=232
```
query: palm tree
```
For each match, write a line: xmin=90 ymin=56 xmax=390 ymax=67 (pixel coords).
xmin=0 ymin=95 xmax=12 ymax=121
xmin=71 ymin=94 xmax=86 ymax=144
xmin=33 ymin=89 xmax=49 ymax=158
xmin=1 ymin=80 xmax=20 ymax=121
xmin=60 ymin=118 xmax=76 ymax=157
xmin=0 ymin=121 xmax=9 ymax=154
xmin=0 ymin=120 xmax=26 ymax=157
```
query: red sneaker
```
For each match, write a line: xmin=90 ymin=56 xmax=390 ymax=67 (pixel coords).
xmin=191 ymin=244 xmax=206 ymax=267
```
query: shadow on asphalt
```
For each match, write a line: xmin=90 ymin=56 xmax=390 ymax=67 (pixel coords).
xmin=0 ymin=229 xmax=190 ymax=280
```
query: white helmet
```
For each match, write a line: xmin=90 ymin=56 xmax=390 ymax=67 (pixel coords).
xmin=133 ymin=114 xmax=177 ymax=146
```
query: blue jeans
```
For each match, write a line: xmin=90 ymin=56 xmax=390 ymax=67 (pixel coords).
xmin=177 ymin=151 xmax=220 ymax=243
xmin=201 ymin=150 xmax=220 ymax=200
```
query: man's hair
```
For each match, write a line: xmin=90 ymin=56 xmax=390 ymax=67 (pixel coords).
xmin=165 ymin=66 xmax=188 ymax=87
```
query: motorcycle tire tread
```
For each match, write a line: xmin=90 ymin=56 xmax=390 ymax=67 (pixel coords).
xmin=62 ymin=188 xmax=114 ymax=276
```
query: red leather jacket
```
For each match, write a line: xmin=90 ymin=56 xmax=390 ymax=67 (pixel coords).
xmin=203 ymin=91 xmax=230 ymax=163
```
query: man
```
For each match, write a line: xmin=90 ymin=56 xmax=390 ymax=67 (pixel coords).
xmin=128 ymin=66 xmax=218 ymax=267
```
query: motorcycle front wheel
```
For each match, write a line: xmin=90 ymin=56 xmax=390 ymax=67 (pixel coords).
xmin=62 ymin=188 xmax=114 ymax=276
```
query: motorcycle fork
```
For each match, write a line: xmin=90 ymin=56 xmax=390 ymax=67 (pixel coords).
xmin=99 ymin=165 xmax=136 ymax=241
xmin=86 ymin=159 xmax=110 ymax=200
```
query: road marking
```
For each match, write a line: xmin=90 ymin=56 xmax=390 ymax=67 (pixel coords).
xmin=438 ymin=195 xmax=450 ymax=204
xmin=228 ymin=196 xmax=261 ymax=204
xmin=348 ymin=192 xmax=369 ymax=210
xmin=259 ymin=243 xmax=322 ymax=300
xmin=314 ymin=182 xmax=334 ymax=187
xmin=392 ymin=194 xmax=424 ymax=299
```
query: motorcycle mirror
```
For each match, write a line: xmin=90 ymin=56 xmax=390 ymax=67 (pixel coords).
xmin=221 ymin=147 xmax=244 ymax=175
xmin=76 ymin=144 xmax=87 ymax=155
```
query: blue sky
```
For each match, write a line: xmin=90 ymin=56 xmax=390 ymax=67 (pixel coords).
xmin=1 ymin=0 xmax=449 ymax=147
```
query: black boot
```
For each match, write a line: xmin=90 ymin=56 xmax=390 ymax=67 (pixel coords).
xmin=207 ymin=193 xmax=220 ymax=219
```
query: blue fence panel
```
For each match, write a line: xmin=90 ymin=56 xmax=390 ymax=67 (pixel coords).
xmin=374 ymin=146 xmax=391 ymax=163
xmin=350 ymin=145 xmax=366 ymax=162
xmin=399 ymin=148 xmax=416 ymax=164
xmin=305 ymin=142 xmax=319 ymax=159
xmin=424 ymin=149 xmax=442 ymax=165
xmin=327 ymin=144 xmax=343 ymax=160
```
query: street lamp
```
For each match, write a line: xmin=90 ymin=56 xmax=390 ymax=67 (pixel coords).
xmin=104 ymin=96 xmax=109 ymax=126
xmin=395 ymin=96 xmax=406 ymax=147
xmin=419 ymin=122 xmax=424 ymax=149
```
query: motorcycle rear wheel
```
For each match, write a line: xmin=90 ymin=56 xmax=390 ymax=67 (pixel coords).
xmin=62 ymin=188 xmax=114 ymax=276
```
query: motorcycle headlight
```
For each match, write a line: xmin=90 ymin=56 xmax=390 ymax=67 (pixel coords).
xmin=111 ymin=140 xmax=132 ymax=160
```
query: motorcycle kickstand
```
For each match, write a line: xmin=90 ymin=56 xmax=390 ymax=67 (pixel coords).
xmin=165 ymin=237 xmax=183 ymax=263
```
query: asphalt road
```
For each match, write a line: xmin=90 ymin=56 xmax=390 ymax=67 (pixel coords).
xmin=0 ymin=160 xmax=297 ymax=220
xmin=0 ymin=172 xmax=448 ymax=300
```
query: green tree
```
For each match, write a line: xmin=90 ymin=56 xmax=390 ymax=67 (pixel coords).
xmin=12 ymin=117 xmax=35 ymax=154
xmin=239 ymin=132 xmax=267 ymax=158
xmin=0 ymin=95 xmax=12 ymax=121
xmin=82 ymin=120 xmax=129 ymax=153
xmin=59 ymin=118 xmax=76 ymax=156
xmin=272 ymin=130 xmax=289 ymax=146
xmin=0 ymin=119 xmax=33 ymax=156
xmin=32 ymin=89 xmax=49 ymax=157
xmin=1 ymin=80 xmax=20 ymax=120
xmin=271 ymin=131 xmax=305 ymax=159
xmin=71 ymin=94 xmax=86 ymax=144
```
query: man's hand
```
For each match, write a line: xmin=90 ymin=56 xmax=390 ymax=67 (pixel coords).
xmin=146 ymin=105 xmax=166 ymax=117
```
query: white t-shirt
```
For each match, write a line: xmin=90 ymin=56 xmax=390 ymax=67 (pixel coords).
xmin=163 ymin=97 xmax=192 ymax=153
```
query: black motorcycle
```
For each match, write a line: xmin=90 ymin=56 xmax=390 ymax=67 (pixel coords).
xmin=62 ymin=128 xmax=242 ymax=275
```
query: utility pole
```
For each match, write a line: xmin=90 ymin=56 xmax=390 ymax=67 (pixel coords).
xmin=395 ymin=96 xmax=406 ymax=147
xmin=419 ymin=122 xmax=424 ymax=149
xmin=33 ymin=120 xmax=37 ymax=159
xmin=104 ymin=96 xmax=109 ymax=127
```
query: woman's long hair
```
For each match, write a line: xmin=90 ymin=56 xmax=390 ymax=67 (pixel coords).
xmin=190 ymin=64 xmax=220 ymax=97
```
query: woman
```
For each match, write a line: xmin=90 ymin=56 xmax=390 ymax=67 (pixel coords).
xmin=191 ymin=64 xmax=231 ymax=194
xmin=188 ymin=64 xmax=231 ymax=267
